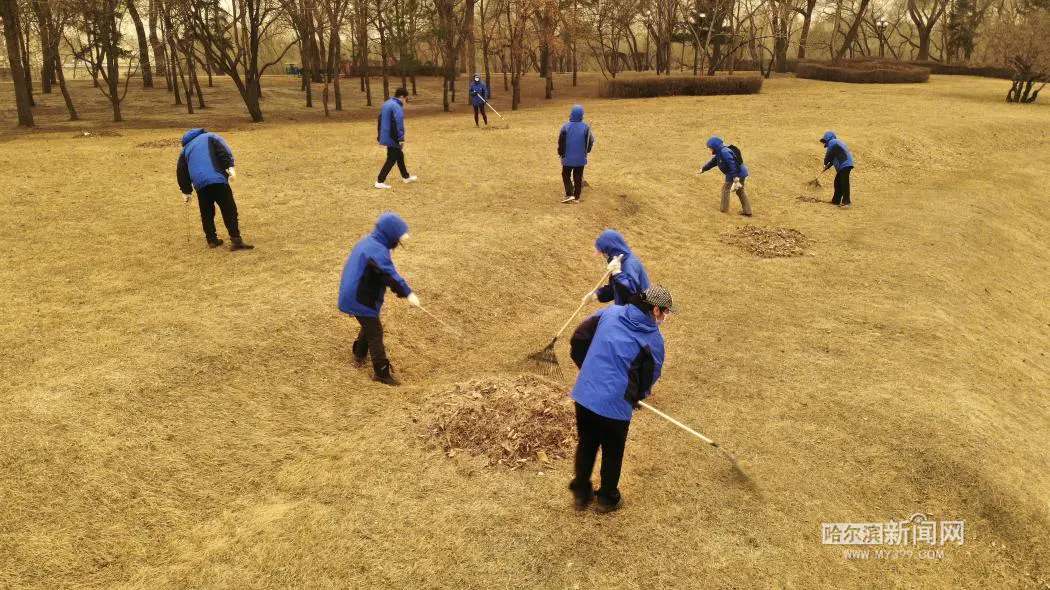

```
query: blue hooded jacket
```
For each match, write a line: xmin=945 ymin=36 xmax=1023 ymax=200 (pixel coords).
xmin=338 ymin=213 xmax=413 ymax=318
xmin=701 ymin=136 xmax=749 ymax=181
xmin=558 ymin=105 xmax=595 ymax=167
xmin=176 ymin=128 xmax=234 ymax=193
xmin=569 ymin=304 xmax=666 ymax=421
xmin=821 ymin=131 xmax=854 ymax=171
xmin=469 ymin=74 xmax=489 ymax=107
xmin=377 ymin=98 xmax=406 ymax=148
xmin=594 ymin=229 xmax=651 ymax=306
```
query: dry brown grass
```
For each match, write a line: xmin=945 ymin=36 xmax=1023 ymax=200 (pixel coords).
xmin=1 ymin=73 xmax=1049 ymax=589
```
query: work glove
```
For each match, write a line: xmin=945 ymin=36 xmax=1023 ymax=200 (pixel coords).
xmin=181 ymin=192 xmax=191 ymax=204
xmin=407 ymin=293 xmax=421 ymax=308
xmin=226 ymin=167 xmax=236 ymax=180
xmin=732 ymin=177 xmax=742 ymax=191
xmin=581 ymin=291 xmax=598 ymax=305
xmin=607 ymin=257 xmax=622 ymax=276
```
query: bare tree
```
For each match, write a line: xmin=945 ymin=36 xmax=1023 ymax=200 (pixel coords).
xmin=1 ymin=0 xmax=34 ymax=125
xmin=908 ymin=0 xmax=948 ymax=59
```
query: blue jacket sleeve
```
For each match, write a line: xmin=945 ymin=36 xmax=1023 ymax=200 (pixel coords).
xmin=177 ymin=153 xmax=193 ymax=194
xmin=587 ymin=130 xmax=595 ymax=153
xmin=610 ymin=270 xmax=640 ymax=298
xmin=369 ymin=254 xmax=412 ymax=297
xmin=209 ymin=136 xmax=234 ymax=170
xmin=701 ymin=156 xmax=718 ymax=172
xmin=395 ymin=107 xmax=405 ymax=142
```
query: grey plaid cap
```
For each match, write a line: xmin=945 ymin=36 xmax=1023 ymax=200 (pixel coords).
xmin=642 ymin=285 xmax=677 ymax=314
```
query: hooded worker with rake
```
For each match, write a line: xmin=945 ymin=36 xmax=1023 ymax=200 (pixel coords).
xmin=338 ymin=212 xmax=421 ymax=386
xmin=584 ymin=229 xmax=651 ymax=308
xmin=567 ymin=285 xmax=673 ymax=513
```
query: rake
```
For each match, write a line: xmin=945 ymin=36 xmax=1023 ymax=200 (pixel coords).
xmin=808 ymin=167 xmax=830 ymax=188
xmin=638 ymin=401 xmax=754 ymax=485
xmin=528 ymin=255 xmax=622 ymax=378
xmin=416 ymin=304 xmax=465 ymax=338
xmin=478 ymin=96 xmax=509 ymax=129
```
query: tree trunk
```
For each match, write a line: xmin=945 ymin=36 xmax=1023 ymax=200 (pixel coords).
xmin=15 ymin=13 xmax=34 ymax=107
xmin=1 ymin=0 xmax=33 ymax=126
xmin=53 ymin=51 xmax=79 ymax=120
xmin=833 ymin=0 xmax=871 ymax=61
xmin=150 ymin=0 xmax=171 ymax=91
xmin=127 ymin=0 xmax=154 ymax=87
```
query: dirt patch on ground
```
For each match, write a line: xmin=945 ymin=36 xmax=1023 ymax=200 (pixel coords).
xmin=136 ymin=138 xmax=182 ymax=149
xmin=421 ymin=374 xmax=575 ymax=469
xmin=796 ymin=194 xmax=826 ymax=203
xmin=72 ymin=130 xmax=122 ymax=139
xmin=721 ymin=224 xmax=809 ymax=258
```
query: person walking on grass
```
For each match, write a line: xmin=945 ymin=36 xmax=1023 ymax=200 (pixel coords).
xmin=699 ymin=136 xmax=752 ymax=217
xmin=177 ymin=128 xmax=254 ymax=250
xmin=375 ymin=88 xmax=418 ymax=190
xmin=568 ymin=285 xmax=674 ymax=514
xmin=821 ymin=131 xmax=855 ymax=209
xmin=582 ymin=229 xmax=651 ymax=308
xmin=338 ymin=212 xmax=421 ymax=386
xmin=469 ymin=73 xmax=489 ymax=127
xmin=558 ymin=104 xmax=596 ymax=204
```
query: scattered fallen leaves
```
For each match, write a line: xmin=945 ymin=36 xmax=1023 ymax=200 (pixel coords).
xmin=721 ymin=224 xmax=809 ymax=258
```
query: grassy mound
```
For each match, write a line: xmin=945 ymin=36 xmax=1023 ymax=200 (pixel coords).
xmin=797 ymin=60 xmax=930 ymax=84
xmin=423 ymin=375 xmax=575 ymax=469
xmin=721 ymin=225 xmax=809 ymax=258
xmin=599 ymin=76 xmax=763 ymax=98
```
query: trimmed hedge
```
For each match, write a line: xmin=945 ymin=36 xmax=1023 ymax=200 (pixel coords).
xmin=731 ymin=59 xmax=800 ymax=73
xmin=599 ymin=76 xmax=763 ymax=98
xmin=908 ymin=60 xmax=1014 ymax=79
xmin=797 ymin=60 xmax=930 ymax=84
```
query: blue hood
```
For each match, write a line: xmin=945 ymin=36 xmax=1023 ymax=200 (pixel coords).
xmin=706 ymin=136 xmax=724 ymax=150
xmin=181 ymin=128 xmax=207 ymax=146
xmin=372 ymin=213 xmax=409 ymax=249
xmin=821 ymin=131 xmax=837 ymax=144
xmin=595 ymin=229 xmax=631 ymax=259
xmin=473 ymin=73 xmax=481 ymax=80
xmin=570 ymin=105 xmax=584 ymax=122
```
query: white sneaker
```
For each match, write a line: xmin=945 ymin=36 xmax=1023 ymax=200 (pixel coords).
xmin=374 ymin=182 xmax=392 ymax=189
xmin=402 ymin=176 xmax=418 ymax=184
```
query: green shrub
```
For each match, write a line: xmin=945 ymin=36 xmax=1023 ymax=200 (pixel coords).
xmin=796 ymin=60 xmax=930 ymax=84
xmin=599 ymin=76 xmax=763 ymax=98
xmin=908 ymin=61 xmax=1014 ymax=79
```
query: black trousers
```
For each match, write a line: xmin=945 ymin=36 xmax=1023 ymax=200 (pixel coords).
xmin=196 ymin=183 xmax=240 ymax=241
xmin=562 ymin=166 xmax=584 ymax=199
xmin=570 ymin=402 xmax=631 ymax=505
xmin=473 ymin=104 xmax=488 ymax=125
xmin=352 ymin=316 xmax=390 ymax=375
xmin=833 ymin=166 xmax=853 ymax=205
xmin=378 ymin=147 xmax=409 ymax=183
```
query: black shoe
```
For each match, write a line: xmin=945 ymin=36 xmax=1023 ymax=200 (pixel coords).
xmin=207 ymin=238 xmax=224 ymax=248
xmin=594 ymin=496 xmax=623 ymax=514
xmin=740 ymin=212 xmax=753 ymax=217
xmin=230 ymin=237 xmax=254 ymax=251
xmin=373 ymin=362 xmax=401 ymax=386
xmin=569 ymin=481 xmax=594 ymax=511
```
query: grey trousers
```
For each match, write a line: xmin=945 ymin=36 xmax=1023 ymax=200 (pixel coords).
xmin=721 ymin=179 xmax=753 ymax=215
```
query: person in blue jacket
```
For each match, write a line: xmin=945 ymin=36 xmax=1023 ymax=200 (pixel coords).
xmin=821 ymin=131 xmax=855 ymax=208
xmin=176 ymin=128 xmax=253 ymax=250
xmin=338 ymin=212 xmax=421 ymax=386
xmin=557 ymin=104 xmax=596 ymax=204
xmin=568 ymin=285 xmax=674 ymax=513
xmin=375 ymin=88 xmax=418 ymax=190
xmin=700 ymin=135 xmax=752 ymax=217
xmin=468 ymin=73 xmax=489 ymax=127
xmin=582 ymin=229 xmax=651 ymax=307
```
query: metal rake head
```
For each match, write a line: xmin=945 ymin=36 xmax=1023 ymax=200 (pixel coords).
xmin=528 ymin=343 xmax=563 ymax=379
xmin=807 ymin=178 xmax=824 ymax=189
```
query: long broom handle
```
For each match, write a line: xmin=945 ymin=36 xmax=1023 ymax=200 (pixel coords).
xmin=478 ymin=96 xmax=505 ymax=119
xmin=418 ymin=305 xmax=463 ymax=336
xmin=638 ymin=401 xmax=718 ymax=447
xmin=551 ymin=255 xmax=624 ymax=340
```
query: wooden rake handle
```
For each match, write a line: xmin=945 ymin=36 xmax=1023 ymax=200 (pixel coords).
xmin=551 ymin=255 xmax=624 ymax=341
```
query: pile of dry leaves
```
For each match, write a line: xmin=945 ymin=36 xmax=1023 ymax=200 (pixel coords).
xmin=423 ymin=375 xmax=575 ymax=469
xmin=721 ymin=224 xmax=809 ymax=258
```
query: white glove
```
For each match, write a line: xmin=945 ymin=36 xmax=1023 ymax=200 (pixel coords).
xmin=181 ymin=193 xmax=191 ymax=203
xmin=732 ymin=178 xmax=742 ymax=191
xmin=226 ymin=167 xmax=236 ymax=179
xmin=581 ymin=291 xmax=598 ymax=305
xmin=606 ymin=257 xmax=622 ymax=276
xmin=407 ymin=293 xmax=421 ymax=308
